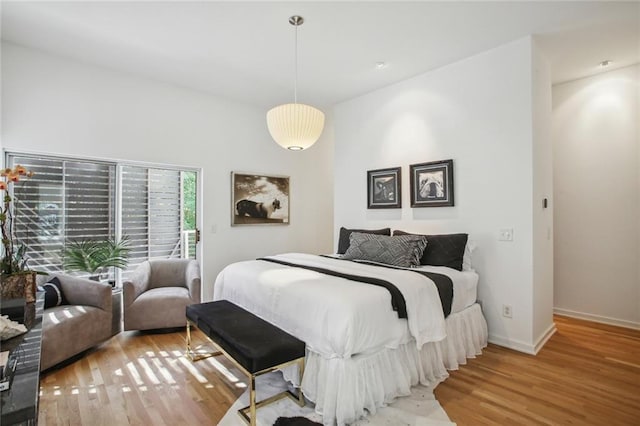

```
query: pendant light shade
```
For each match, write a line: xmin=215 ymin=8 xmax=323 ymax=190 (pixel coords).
xmin=267 ymin=103 xmax=325 ymax=151
xmin=267 ymin=15 xmax=324 ymax=151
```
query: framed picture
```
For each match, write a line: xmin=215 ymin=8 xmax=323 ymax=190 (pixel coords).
xmin=367 ymin=167 xmax=401 ymax=209
xmin=410 ymin=159 xmax=454 ymax=207
xmin=231 ymin=172 xmax=290 ymax=225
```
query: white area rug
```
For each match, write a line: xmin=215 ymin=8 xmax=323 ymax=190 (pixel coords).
xmin=218 ymin=372 xmax=455 ymax=426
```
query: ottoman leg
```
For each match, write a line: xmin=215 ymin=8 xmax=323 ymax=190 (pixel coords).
xmin=185 ymin=321 xmax=220 ymax=362
xmin=185 ymin=321 xmax=194 ymax=358
xmin=250 ymin=374 xmax=257 ymax=426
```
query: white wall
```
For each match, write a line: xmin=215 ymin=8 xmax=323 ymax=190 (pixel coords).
xmin=334 ymin=37 xmax=553 ymax=353
xmin=1 ymin=42 xmax=335 ymax=300
xmin=553 ymin=64 xmax=640 ymax=329
xmin=531 ymin=40 xmax=555 ymax=349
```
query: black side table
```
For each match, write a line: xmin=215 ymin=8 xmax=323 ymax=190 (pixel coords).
xmin=0 ymin=294 xmax=44 ymax=426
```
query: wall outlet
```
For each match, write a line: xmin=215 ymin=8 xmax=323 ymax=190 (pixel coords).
xmin=503 ymin=304 xmax=513 ymax=318
xmin=499 ymin=228 xmax=514 ymax=241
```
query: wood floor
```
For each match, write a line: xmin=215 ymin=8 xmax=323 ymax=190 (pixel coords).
xmin=38 ymin=329 xmax=245 ymax=425
xmin=38 ymin=315 xmax=640 ymax=425
xmin=435 ymin=316 xmax=640 ymax=425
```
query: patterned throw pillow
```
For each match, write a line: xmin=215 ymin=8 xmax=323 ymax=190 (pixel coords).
xmin=393 ymin=230 xmax=468 ymax=271
xmin=342 ymin=232 xmax=428 ymax=268
xmin=337 ymin=227 xmax=391 ymax=254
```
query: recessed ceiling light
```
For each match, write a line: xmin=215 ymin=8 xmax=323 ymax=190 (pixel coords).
xmin=599 ymin=60 xmax=612 ymax=68
xmin=375 ymin=62 xmax=387 ymax=69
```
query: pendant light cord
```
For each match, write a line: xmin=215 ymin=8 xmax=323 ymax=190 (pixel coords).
xmin=294 ymin=21 xmax=298 ymax=104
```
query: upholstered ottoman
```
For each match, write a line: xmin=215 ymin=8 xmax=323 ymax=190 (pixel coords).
xmin=186 ymin=300 xmax=305 ymax=425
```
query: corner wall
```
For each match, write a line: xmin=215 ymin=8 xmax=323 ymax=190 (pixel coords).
xmin=531 ymin=40 xmax=555 ymax=349
xmin=333 ymin=37 xmax=553 ymax=353
xmin=553 ymin=64 xmax=640 ymax=329
xmin=1 ymin=42 xmax=335 ymax=300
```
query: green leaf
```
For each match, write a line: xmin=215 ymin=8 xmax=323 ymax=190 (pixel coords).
xmin=63 ymin=236 xmax=131 ymax=275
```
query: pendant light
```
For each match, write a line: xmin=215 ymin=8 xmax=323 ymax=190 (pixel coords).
xmin=267 ymin=15 xmax=325 ymax=151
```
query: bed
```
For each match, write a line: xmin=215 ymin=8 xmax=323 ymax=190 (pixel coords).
xmin=213 ymin=250 xmax=488 ymax=426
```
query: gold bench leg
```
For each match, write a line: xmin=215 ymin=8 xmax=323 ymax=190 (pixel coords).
xmin=250 ymin=375 xmax=257 ymax=426
xmin=186 ymin=318 xmax=306 ymax=425
xmin=185 ymin=321 xmax=220 ymax=362
xmin=237 ymin=357 xmax=306 ymax=424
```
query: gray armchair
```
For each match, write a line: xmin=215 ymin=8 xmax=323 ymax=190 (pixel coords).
xmin=123 ymin=259 xmax=201 ymax=331
xmin=38 ymin=274 xmax=113 ymax=371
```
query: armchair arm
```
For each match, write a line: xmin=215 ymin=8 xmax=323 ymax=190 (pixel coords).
xmin=56 ymin=275 xmax=112 ymax=312
xmin=185 ymin=260 xmax=201 ymax=303
xmin=123 ymin=262 xmax=152 ymax=307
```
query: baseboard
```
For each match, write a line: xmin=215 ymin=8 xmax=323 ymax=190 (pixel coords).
xmin=553 ymin=308 xmax=640 ymax=330
xmin=488 ymin=334 xmax=536 ymax=355
xmin=533 ymin=322 xmax=556 ymax=354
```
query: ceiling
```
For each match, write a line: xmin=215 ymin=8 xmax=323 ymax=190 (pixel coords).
xmin=2 ymin=1 xmax=638 ymax=109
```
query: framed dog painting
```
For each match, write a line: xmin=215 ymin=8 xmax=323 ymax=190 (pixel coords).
xmin=409 ymin=159 xmax=454 ymax=207
xmin=231 ymin=172 xmax=290 ymax=225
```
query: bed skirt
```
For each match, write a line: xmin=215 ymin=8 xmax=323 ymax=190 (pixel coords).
xmin=283 ymin=303 xmax=488 ymax=426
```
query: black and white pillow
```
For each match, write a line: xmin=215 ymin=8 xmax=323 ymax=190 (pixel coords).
xmin=337 ymin=227 xmax=391 ymax=254
xmin=39 ymin=277 xmax=67 ymax=309
xmin=342 ymin=232 xmax=428 ymax=268
xmin=393 ymin=230 xmax=468 ymax=271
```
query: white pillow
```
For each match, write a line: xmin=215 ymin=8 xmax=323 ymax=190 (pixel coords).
xmin=462 ymin=240 xmax=477 ymax=271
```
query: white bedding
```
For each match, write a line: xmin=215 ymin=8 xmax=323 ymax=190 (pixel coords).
xmin=213 ymin=253 xmax=475 ymax=359
xmin=301 ymin=304 xmax=488 ymax=425
xmin=213 ymin=252 xmax=486 ymax=425
xmin=413 ymin=264 xmax=479 ymax=314
xmin=323 ymin=254 xmax=479 ymax=315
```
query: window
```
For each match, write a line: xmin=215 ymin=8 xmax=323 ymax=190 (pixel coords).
xmin=6 ymin=153 xmax=198 ymax=281
xmin=121 ymin=166 xmax=186 ymax=277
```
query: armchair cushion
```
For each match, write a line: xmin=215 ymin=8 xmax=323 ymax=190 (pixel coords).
xmin=149 ymin=259 xmax=191 ymax=289
xmin=41 ymin=305 xmax=111 ymax=370
xmin=125 ymin=287 xmax=192 ymax=330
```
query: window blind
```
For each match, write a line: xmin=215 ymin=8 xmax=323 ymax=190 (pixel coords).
xmin=6 ymin=153 xmax=195 ymax=280
xmin=7 ymin=155 xmax=115 ymax=273
xmin=121 ymin=166 xmax=182 ymax=278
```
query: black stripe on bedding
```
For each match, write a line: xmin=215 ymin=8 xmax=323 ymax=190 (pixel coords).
xmin=320 ymin=256 xmax=454 ymax=317
xmin=258 ymin=257 xmax=408 ymax=319
xmin=411 ymin=270 xmax=453 ymax=317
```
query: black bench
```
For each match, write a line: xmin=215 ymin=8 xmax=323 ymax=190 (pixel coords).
xmin=186 ymin=300 xmax=306 ymax=425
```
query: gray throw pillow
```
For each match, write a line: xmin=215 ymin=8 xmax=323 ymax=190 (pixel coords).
xmin=342 ymin=232 xmax=428 ymax=268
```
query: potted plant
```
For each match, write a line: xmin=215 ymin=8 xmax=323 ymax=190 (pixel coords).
xmin=0 ymin=165 xmax=37 ymax=302
xmin=63 ymin=236 xmax=131 ymax=284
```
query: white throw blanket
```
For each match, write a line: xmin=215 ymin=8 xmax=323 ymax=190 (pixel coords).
xmin=213 ymin=253 xmax=447 ymax=359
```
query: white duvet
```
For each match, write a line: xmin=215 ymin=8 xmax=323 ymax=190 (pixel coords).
xmin=212 ymin=253 xmax=447 ymax=359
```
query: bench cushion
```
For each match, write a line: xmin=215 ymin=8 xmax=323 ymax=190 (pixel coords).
xmin=186 ymin=300 xmax=305 ymax=373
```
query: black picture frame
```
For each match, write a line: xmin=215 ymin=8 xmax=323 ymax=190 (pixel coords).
xmin=231 ymin=172 xmax=290 ymax=225
xmin=410 ymin=159 xmax=454 ymax=207
xmin=367 ymin=167 xmax=401 ymax=209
